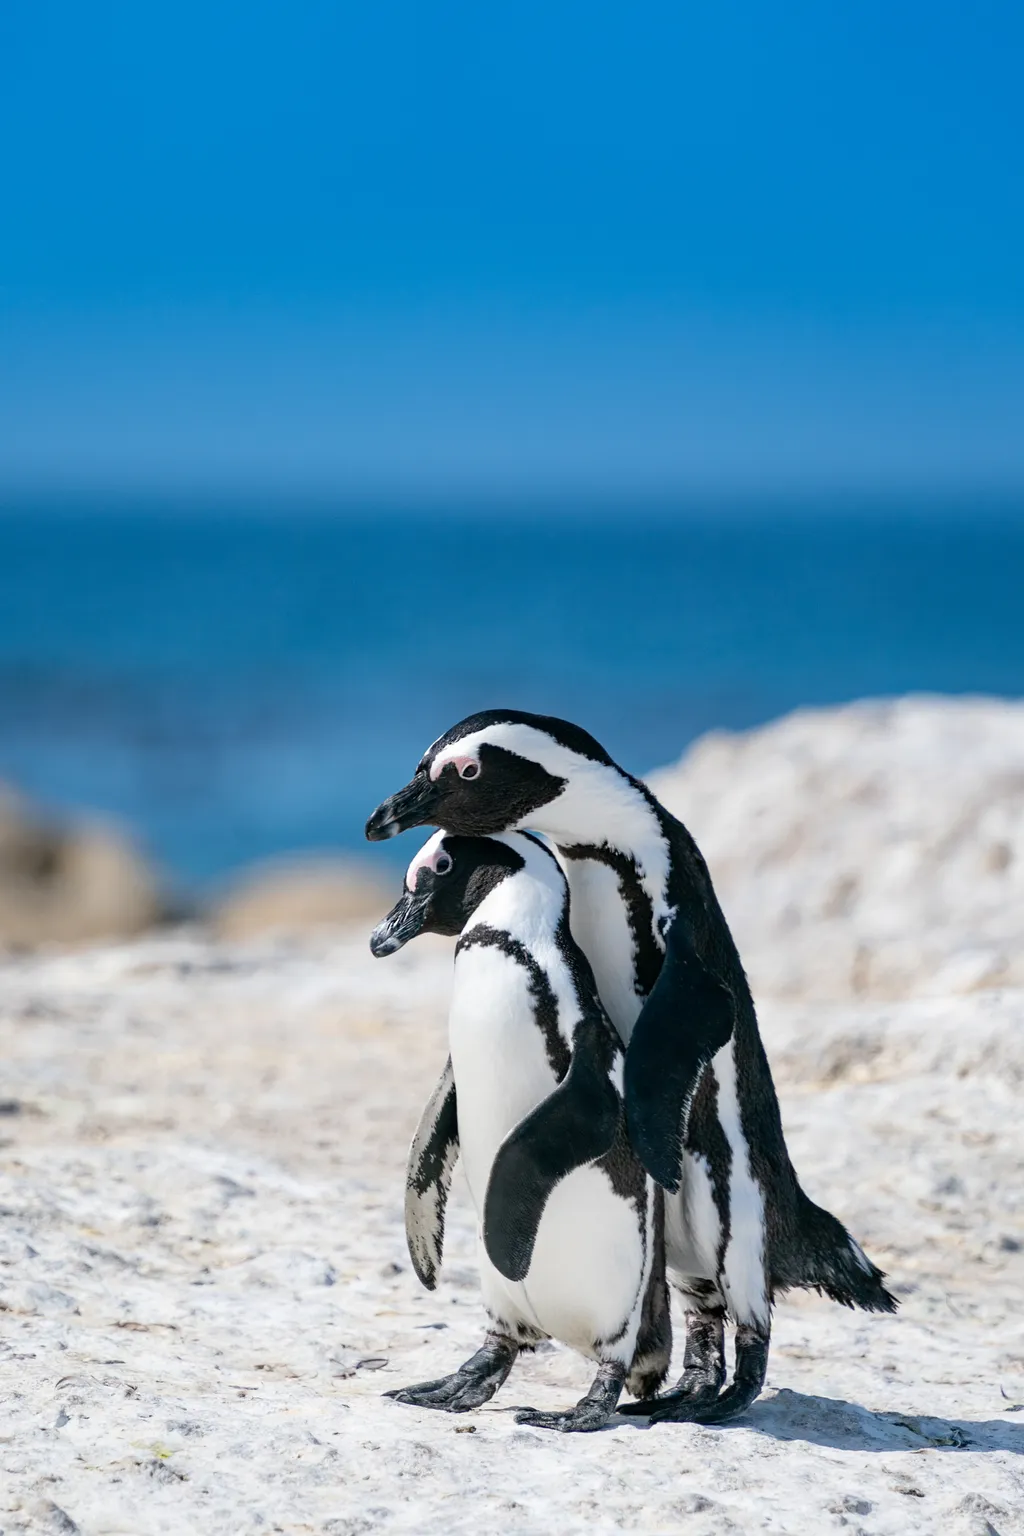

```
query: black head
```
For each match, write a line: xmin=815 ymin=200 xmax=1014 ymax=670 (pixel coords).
xmin=368 ymin=831 xmax=527 ymax=957
xmin=364 ymin=709 xmax=614 ymax=843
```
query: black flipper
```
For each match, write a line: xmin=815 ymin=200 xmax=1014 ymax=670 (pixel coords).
xmin=404 ymin=1058 xmax=459 ymax=1290
xmin=623 ymin=923 xmax=734 ymax=1192
xmin=483 ymin=1012 xmax=621 ymax=1283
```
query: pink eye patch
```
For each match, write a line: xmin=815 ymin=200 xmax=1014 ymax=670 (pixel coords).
xmin=405 ymin=834 xmax=451 ymax=890
xmin=430 ymin=752 xmax=479 ymax=782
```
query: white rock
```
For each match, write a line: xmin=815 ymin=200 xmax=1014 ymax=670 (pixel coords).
xmin=648 ymin=695 xmax=1024 ymax=999
xmin=0 ymin=919 xmax=1020 ymax=1536
xmin=1 ymin=697 xmax=1022 ymax=1534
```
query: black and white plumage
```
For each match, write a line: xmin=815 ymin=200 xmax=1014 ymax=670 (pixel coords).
xmin=369 ymin=829 xmax=671 ymax=1432
xmin=367 ymin=710 xmax=897 ymax=1424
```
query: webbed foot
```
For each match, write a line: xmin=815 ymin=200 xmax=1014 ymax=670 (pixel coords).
xmin=618 ymin=1376 xmax=721 ymax=1421
xmin=512 ymin=1358 xmax=625 ymax=1434
xmin=623 ymin=1320 xmax=768 ymax=1426
xmin=619 ymin=1305 xmax=725 ymax=1419
xmin=384 ymin=1332 xmax=518 ymax=1413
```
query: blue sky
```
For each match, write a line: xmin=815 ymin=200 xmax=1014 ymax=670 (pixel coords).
xmin=2 ymin=2 xmax=1023 ymax=497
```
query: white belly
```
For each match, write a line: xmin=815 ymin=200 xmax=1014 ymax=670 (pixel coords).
xmin=449 ymin=945 xmax=558 ymax=1212
xmin=558 ymin=857 xmax=643 ymax=1043
xmin=450 ymin=943 xmax=647 ymax=1359
xmin=478 ymin=1166 xmax=647 ymax=1363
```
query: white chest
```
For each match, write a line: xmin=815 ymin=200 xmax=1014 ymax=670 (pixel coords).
xmin=448 ymin=943 xmax=559 ymax=1212
xmin=558 ymin=856 xmax=643 ymax=1043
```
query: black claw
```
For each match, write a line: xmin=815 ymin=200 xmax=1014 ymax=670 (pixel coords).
xmin=513 ymin=1359 xmax=626 ymax=1433
xmin=684 ymin=1382 xmax=763 ymax=1425
xmin=382 ymin=1332 xmax=520 ymax=1415
xmin=385 ymin=1376 xmax=492 ymax=1411
xmin=618 ymin=1383 xmax=721 ymax=1419
xmin=631 ymin=1320 xmax=769 ymax=1426
xmin=621 ymin=1306 xmax=727 ymax=1417
xmin=648 ymin=1401 xmax=708 ymax=1425
xmin=620 ymin=1391 xmax=712 ymax=1422
xmin=514 ymin=1407 xmax=614 ymax=1433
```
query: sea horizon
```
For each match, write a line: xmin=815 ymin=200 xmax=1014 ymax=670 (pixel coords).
xmin=2 ymin=496 xmax=1022 ymax=893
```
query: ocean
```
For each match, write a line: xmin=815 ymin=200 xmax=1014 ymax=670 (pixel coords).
xmin=1 ymin=501 xmax=1022 ymax=890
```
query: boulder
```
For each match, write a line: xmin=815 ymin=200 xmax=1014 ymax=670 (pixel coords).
xmin=210 ymin=857 xmax=393 ymax=940
xmin=647 ymin=696 xmax=1024 ymax=1001
xmin=0 ymin=784 xmax=164 ymax=946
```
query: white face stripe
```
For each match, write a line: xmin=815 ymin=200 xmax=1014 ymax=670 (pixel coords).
xmin=429 ymin=722 xmax=586 ymax=785
xmin=428 ymin=721 xmax=673 ymax=928
xmin=404 ymin=829 xmax=448 ymax=891
xmin=404 ymin=828 xmax=560 ymax=896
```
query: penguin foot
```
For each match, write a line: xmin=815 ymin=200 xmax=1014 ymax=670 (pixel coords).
xmin=622 ymin=1320 xmax=769 ymax=1426
xmin=512 ymin=1403 xmax=613 ymax=1433
xmin=676 ymin=1373 xmax=762 ymax=1424
xmin=616 ymin=1372 xmax=722 ymax=1420
xmin=619 ymin=1305 xmax=725 ymax=1419
xmin=384 ymin=1332 xmax=518 ymax=1414
xmin=512 ymin=1360 xmax=625 ymax=1434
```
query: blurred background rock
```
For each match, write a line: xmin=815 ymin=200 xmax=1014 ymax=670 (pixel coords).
xmin=210 ymin=857 xmax=392 ymax=941
xmin=0 ymin=783 xmax=164 ymax=947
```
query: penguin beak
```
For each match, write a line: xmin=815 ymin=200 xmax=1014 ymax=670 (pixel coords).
xmin=365 ymin=772 xmax=441 ymax=842
xmin=369 ymin=891 xmax=431 ymax=957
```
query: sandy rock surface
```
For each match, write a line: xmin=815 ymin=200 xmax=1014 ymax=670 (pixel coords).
xmin=648 ymin=696 xmax=1024 ymax=1001
xmin=0 ymin=927 xmax=1021 ymax=1536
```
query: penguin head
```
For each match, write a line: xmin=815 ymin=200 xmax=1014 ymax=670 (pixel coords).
xmin=365 ymin=709 xmax=616 ymax=843
xmin=368 ymin=830 xmax=527 ymax=956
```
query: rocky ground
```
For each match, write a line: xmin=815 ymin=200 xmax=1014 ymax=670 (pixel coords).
xmin=0 ymin=928 xmax=1020 ymax=1536
xmin=0 ymin=698 xmax=1022 ymax=1535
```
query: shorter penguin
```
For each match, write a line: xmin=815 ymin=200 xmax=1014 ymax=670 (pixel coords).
xmin=369 ymin=829 xmax=671 ymax=1432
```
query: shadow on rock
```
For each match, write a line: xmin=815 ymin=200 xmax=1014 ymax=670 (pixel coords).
xmin=741 ymin=1388 xmax=1024 ymax=1453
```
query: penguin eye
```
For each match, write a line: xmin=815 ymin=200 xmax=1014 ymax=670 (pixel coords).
xmin=459 ymin=761 xmax=480 ymax=780
xmin=434 ymin=852 xmax=453 ymax=875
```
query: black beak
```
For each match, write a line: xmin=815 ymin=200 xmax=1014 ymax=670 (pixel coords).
xmin=369 ymin=891 xmax=431 ymax=957
xmin=365 ymin=772 xmax=441 ymax=842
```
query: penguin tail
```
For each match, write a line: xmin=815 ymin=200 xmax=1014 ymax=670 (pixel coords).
xmin=787 ymin=1187 xmax=898 ymax=1314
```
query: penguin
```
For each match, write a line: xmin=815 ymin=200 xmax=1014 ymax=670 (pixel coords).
xmin=366 ymin=710 xmax=897 ymax=1424
xmin=369 ymin=828 xmax=671 ymax=1432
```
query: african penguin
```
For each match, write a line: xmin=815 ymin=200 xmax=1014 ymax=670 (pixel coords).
xmin=367 ymin=710 xmax=897 ymax=1424
xmin=369 ymin=828 xmax=671 ymax=1432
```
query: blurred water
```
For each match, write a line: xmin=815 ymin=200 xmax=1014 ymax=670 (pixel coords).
xmin=0 ymin=503 xmax=1022 ymax=888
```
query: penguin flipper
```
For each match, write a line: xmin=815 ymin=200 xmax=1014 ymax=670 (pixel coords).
xmin=482 ymin=1013 xmax=621 ymax=1283
xmin=623 ymin=925 xmax=734 ymax=1193
xmin=405 ymin=1057 xmax=459 ymax=1290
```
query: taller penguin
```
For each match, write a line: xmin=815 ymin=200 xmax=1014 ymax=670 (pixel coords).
xmin=367 ymin=709 xmax=896 ymax=1423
